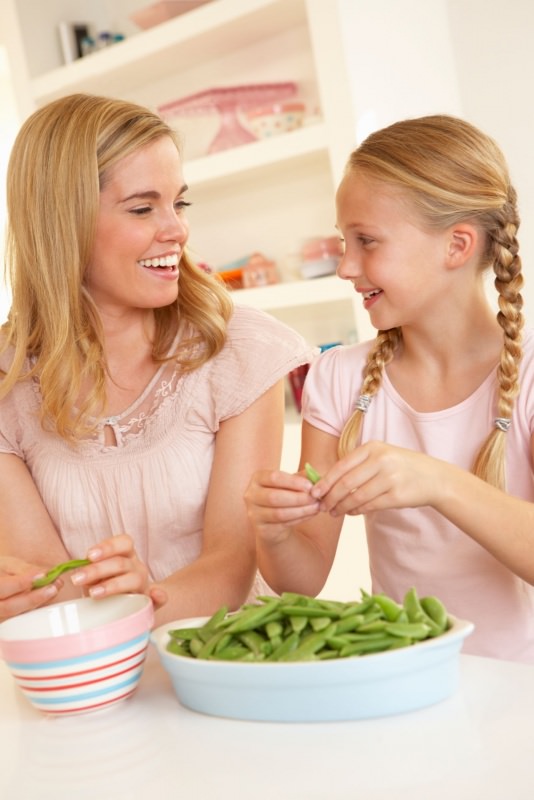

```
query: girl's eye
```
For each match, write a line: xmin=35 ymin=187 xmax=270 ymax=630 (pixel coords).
xmin=175 ymin=200 xmax=192 ymax=211
xmin=359 ymin=236 xmax=375 ymax=247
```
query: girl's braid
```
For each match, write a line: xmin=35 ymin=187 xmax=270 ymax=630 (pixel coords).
xmin=339 ymin=328 xmax=402 ymax=456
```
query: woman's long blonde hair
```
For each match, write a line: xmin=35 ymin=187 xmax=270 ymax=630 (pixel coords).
xmin=338 ymin=115 xmax=523 ymax=491
xmin=1 ymin=93 xmax=232 ymax=441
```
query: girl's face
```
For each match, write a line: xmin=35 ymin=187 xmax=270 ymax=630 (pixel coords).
xmin=335 ymin=172 xmax=452 ymax=331
xmin=85 ymin=136 xmax=190 ymax=317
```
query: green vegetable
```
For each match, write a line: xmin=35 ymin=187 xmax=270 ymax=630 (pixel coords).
xmin=304 ymin=462 xmax=321 ymax=484
xmin=166 ymin=587 xmax=453 ymax=662
xmin=31 ymin=558 xmax=91 ymax=589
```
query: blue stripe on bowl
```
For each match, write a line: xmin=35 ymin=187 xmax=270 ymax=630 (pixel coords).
xmin=6 ymin=632 xmax=149 ymax=670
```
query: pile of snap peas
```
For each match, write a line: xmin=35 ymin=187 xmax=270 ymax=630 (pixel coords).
xmin=166 ymin=587 xmax=451 ymax=662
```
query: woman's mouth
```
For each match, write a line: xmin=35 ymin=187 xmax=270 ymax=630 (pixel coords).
xmin=138 ymin=254 xmax=179 ymax=270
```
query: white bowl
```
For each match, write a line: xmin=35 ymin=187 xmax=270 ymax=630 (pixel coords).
xmin=151 ymin=615 xmax=474 ymax=722
xmin=244 ymin=102 xmax=306 ymax=139
xmin=0 ymin=595 xmax=154 ymax=716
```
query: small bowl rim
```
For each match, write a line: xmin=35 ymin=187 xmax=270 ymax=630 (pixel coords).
xmin=0 ymin=594 xmax=154 ymax=662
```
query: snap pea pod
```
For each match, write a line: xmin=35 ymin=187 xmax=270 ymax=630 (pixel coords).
xmin=31 ymin=558 xmax=91 ymax=588
xmin=166 ymin=587 xmax=453 ymax=662
xmin=304 ymin=462 xmax=321 ymax=484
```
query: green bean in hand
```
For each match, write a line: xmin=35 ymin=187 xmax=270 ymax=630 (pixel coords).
xmin=166 ymin=587 xmax=451 ymax=662
xmin=304 ymin=462 xmax=321 ymax=484
xmin=31 ymin=558 xmax=91 ymax=589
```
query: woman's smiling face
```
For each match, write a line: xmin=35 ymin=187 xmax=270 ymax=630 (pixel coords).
xmin=85 ymin=135 xmax=190 ymax=316
xmin=335 ymin=172 xmax=452 ymax=331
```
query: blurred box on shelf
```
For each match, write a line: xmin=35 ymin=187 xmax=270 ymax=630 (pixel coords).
xmin=130 ymin=1 xmax=214 ymax=30
xmin=242 ymin=252 xmax=279 ymax=288
xmin=215 ymin=267 xmax=244 ymax=291
xmin=299 ymin=236 xmax=343 ymax=280
xmin=215 ymin=252 xmax=279 ymax=291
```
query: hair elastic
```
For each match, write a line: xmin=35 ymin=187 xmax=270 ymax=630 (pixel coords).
xmin=494 ymin=417 xmax=511 ymax=433
xmin=355 ymin=394 xmax=372 ymax=413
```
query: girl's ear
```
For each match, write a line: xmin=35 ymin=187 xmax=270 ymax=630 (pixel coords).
xmin=445 ymin=224 xmax=480 ymax=269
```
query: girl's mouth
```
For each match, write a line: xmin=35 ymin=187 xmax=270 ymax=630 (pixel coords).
xmin=361 ymin=288 xmax=383 ymax=309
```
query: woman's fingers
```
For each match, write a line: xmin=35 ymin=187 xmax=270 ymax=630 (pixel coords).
xmin=69 ymin=534 xmax=149 ymax=598
xmin=0 ymin=576 xmax=62 ymax=621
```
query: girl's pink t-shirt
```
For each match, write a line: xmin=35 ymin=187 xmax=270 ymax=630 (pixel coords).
xmin=302 ymin=328 xmax=534 ymax=663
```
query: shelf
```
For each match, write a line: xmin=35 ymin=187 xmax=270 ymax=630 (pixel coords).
xmin=185 ymin=121 xmax=327 ymax=187
xmin=29 ymin=0 xmax=307 ymax=106
xmin=231 ymin=274 xmax=355 ymax=311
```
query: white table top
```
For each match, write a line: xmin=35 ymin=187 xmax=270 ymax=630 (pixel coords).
xmin=1 ymin=645 xmax=533 ymax=800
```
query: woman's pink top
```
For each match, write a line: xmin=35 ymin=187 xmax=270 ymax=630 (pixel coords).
xmin=0 ymin=305 xmax=315 ymax=600
xmin=303 ymin=328 xmax=534 ymax=663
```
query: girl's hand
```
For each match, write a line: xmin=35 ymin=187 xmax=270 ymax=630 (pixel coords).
xmin=245 ymin=469 xmax=321 ymax=543
xmin=311 ymin=441 xmax=441 ymax=516
xmin=0 ymin=556 xmax=63 ymax=621
xmin=69 ymin=534 xmax=150 ymax=599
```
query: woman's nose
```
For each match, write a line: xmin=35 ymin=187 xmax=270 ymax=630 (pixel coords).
xmin=159 ymin=211 xmax=189 ymax=242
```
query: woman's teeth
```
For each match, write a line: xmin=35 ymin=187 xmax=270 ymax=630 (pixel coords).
xmin=138 ymin=254 xmax=179 ymax=268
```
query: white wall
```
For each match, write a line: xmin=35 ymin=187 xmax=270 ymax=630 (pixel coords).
xmin=446 ymin=0 xmax=534 ymax=325
xmin=338 ymin=0 xmax=463 ymax=136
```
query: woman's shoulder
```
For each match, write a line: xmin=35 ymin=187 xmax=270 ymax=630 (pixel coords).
xmin=228 ymin=303 xmax=309 ymax=345
xmin=226 ymin=303 xmax=317 ymax=363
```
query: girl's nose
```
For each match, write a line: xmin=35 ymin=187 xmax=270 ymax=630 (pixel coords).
xmin=336 ymin=251 xmax=360 ymax=281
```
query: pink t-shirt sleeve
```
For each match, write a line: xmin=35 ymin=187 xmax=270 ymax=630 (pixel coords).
xmin=302 ymin=342 xmax=370 ymax=436
xmin=209 ymin=305 xmax=317 ymax=423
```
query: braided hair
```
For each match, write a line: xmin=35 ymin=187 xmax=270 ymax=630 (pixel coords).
xmin=338 ymin=115 xmax=523 ymax=491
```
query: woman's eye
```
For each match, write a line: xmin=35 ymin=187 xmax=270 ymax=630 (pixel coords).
xmin=359 ymin=236 xmax=375 ymax=246
xmin=130 ymin=206 xmax=152 ymax=216
xmin=175 ymin=200 xmax=192 ymax=211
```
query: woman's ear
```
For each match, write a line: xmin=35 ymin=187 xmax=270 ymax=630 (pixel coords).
xmin=445 ymin=224 xmax=480 ymax=269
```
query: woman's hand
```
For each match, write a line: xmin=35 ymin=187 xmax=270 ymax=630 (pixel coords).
xmin=0 ymin=556 xmax=63 ymax=621
xmin=68 ymin=533 xmax=151 ymax=599
xmin=310 ymin=440 xmax=442 ymax=516
xmin=245 ymin=468 xmax=321 ymax=544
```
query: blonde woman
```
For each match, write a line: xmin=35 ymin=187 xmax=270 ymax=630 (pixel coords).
xmin=246 ymin=114 xmax=534 ymax=663
xmin=0 ymin=93 xmax=314 ymax=624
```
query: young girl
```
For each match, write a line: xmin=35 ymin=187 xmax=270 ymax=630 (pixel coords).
xmin=245 ymin=114 xmax=534 ymax=663
xmin=0 ymin=94 xmax=314 ymax=624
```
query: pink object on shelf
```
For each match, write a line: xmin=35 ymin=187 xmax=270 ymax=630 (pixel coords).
xmin=158 ymin=82 xmax=298 ymax=154
xmin=130 ymin=1 xmax=214 ymax=30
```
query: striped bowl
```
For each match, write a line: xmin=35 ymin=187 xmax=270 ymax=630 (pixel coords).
xmin=0 ymin=594 xmax=154 ymax=716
